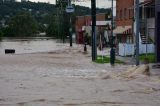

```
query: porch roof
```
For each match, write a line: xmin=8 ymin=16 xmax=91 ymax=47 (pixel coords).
xmin=113 ymin=26 xmax=132 ymax=34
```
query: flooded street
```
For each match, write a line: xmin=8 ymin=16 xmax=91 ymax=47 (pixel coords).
xmin=0 ymin=39 xmax=160 ymax=106
xmin=0 ymin=38 xmax=67 ymax=54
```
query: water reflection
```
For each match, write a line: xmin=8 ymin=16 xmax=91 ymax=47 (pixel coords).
xmin=0 ymin=38 xmax=66 ymax=54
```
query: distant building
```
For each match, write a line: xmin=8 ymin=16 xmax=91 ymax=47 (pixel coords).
xmin=75 ymin=13 xmax=110 ymax=44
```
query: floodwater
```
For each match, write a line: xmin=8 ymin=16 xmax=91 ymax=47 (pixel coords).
xmin=0 ymin=38 xmax=160 ymax=106
xmin=0 ymin=38 xmax=67 ymax=54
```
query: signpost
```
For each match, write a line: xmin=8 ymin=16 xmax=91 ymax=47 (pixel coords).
xmin=66 ymin=0 xmax=74 ymax=47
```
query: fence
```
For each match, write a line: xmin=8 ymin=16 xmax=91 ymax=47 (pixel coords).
xmin=118 ymin=43 xmax=155 ymax=56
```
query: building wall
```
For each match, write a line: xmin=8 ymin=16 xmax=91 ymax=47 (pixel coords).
xmin=116 ymin=0 xmax=134 ymax=27
xmin=75 ymin=13 xmax=106 ymax=44
xmin=75 ymin=13 xmax=106 ymax=32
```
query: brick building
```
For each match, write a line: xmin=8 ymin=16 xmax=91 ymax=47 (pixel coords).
xmin=75 ymin=13 xmax=109 ymax=44
xmin=114 ymin=0 xmax=134 ymax=44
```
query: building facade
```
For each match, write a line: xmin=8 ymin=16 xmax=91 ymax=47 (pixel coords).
xmin=75 ymin=13 xmax=108 ymax=44
xmin=114 ymin=0 xmax=134 ymax=44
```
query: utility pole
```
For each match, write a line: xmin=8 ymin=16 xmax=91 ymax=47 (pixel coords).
xmin=135 ymin=0 xmax=140 ymax=65
xmin=91 ymin=0 xmax=97 ymax=61
xmin=69 ymin=14 xmax=72 ymax=47
xmin=69 ymin=0 xmax=72 ymax=47
xmin=110 ymin=0 xmax=115 ymax=65
xmin=56 ymin=0 xmax=67 ymax=43
xmin=66 ymin=0 xmax=74 ymax=47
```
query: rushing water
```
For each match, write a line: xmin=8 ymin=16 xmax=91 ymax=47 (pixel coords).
xmin=0 ymin=38 xmax=68 ymax=54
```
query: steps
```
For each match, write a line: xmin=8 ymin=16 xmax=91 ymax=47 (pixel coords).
xmin=141 ymin=34 xmax=148 ymax=44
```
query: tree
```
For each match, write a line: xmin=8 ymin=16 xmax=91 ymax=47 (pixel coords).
xmin=0 ymin=30 xmax=3 ymax=40
xmin=8 ymin=12 xmax=38 ymax=37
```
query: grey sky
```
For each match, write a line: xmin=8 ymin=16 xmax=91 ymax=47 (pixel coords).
xmin=16 ymin=0 xmax=116 ymax=15
xmin=27 ymin=0 xmax=116 ymax=8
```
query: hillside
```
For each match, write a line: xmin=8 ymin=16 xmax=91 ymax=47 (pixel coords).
xmin=0 ymin=1 xmax=109 ymax=21
xmin=0 ymin=1 xmax=110 ymax=38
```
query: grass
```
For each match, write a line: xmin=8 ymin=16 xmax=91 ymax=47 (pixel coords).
xmin=139 ymin=53 xmax=156 ymax=63
xmin=94 ymin=55 xmax=124 ymax=64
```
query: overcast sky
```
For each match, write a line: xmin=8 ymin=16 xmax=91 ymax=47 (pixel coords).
xmin=27 ymin=0 xmax=116 ymax=9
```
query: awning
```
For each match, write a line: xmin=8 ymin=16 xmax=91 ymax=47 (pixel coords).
xmin=91 ymin=21 xmax=111 ymax=26
xmin=113 ymin=26 xmax=131 ymax=34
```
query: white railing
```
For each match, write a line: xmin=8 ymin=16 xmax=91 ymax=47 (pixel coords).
xmin=118 ymin=43 xmax=155 ymax=56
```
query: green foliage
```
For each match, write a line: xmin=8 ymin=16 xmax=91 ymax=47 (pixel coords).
xmin=7 ymin=12 xmax=38 ymax=37
xmin=38 ymin=23 xmax=46 ymax=32
xmin=0 ymin=1 xmax=110 ymax=38
xmin=139 ymin=53 xmax=156 ymax=63
xmin=46 ymin=22 xmax=58 ymax=37
xmin=1 ymin=27 xmax=14 ymax=37
xmin=95 ymin=56 xmax=124 ymax=64
xmin=56 ymin=0 xmax=67 ymax=8
xmin=0 ymin=30 xmax=3 ymax=40
xmin=45 ymin=14 xmax=58 ymax=37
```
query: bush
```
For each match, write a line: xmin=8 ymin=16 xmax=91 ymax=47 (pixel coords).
xmin=0 ymin=31 xmax=3 ymax=40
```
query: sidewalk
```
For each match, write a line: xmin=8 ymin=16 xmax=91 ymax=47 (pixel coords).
xmin=96 ymin=47 xmax=136 ymax=65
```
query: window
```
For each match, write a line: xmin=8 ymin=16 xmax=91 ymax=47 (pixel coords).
xmin=120 ymin=9 xmax=122 ymax=20
xmin=146 ymin=7 xmax=155 ymax=18
xmin=116 ymin=10 xmax=119 ymax=20
xmin=124 ymin=8 xmax=127 ymax=19
xmin=129 ymin=9 xmax=133 ymax=19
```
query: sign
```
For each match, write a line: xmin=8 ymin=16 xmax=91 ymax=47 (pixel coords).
xmin=66 ymin=5 xmax=74 ymax=13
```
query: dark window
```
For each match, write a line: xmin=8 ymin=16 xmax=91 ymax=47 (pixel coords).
xmin=124 ymin=8 xmax=127 ymax=19
xmin=129 ymin=9 xmax=133 ymax=19
xmin=120 ymin=9 xmax=122 ymax=20
xmin=146 ymin=7 xmax=155 ymax=18
xmin=116 ymin=10 xmax=119 ymax=20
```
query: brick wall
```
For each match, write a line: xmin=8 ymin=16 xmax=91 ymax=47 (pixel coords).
xmin=75 ymin=13 xmax=106 ymax=32
xmin=116 ymin=0 xmax=134 ymax=26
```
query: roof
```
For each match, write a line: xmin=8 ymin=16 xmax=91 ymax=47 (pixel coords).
xmin=113 ymin=26 xmax=131 ymax=34
xmin=91 ymin=21 xmax=111 ymax=26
